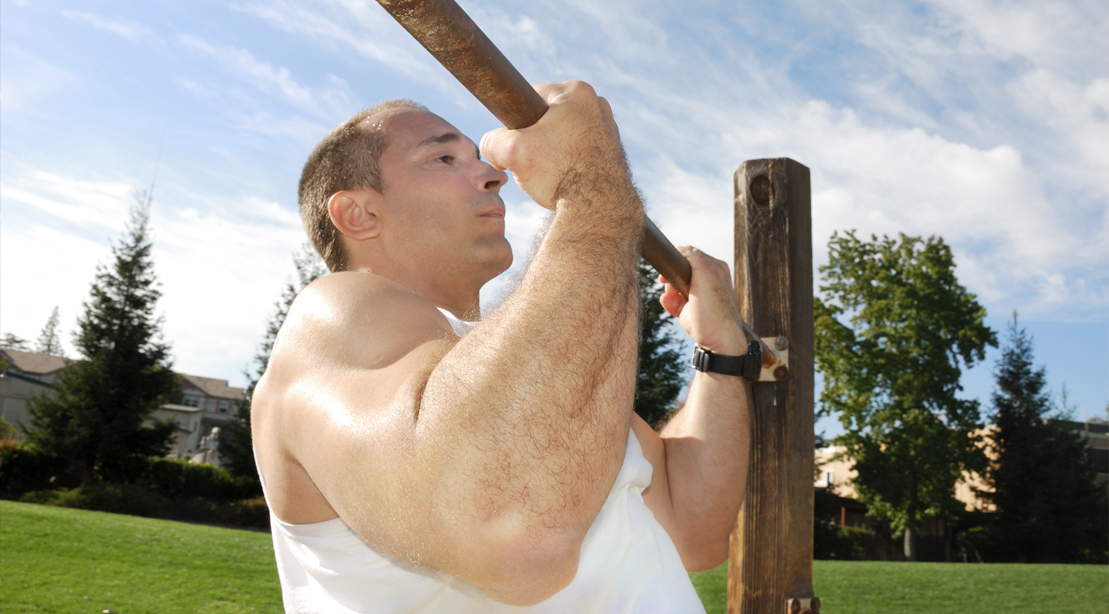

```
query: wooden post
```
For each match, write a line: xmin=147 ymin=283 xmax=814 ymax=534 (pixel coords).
xmin=728 ymin=158 xmax=817 ymax=614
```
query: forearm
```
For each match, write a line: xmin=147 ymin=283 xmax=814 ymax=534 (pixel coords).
xmin=660 ymin=369 xmax=751 ymax=561
xmin=419 ymin=189 xmax=643 ymax=536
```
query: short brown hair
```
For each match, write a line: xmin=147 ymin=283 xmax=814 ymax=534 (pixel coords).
xmin=298 ymin=99 xmax=427 ymax=271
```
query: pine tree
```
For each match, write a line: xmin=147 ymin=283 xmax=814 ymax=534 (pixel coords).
xmin=815 ymin=232 xmax=995 ymax=560
xmin=1 ymin=333 xmax=30 ymax=352
xmin=34 ymin=307 xmax=65 ymax=357
xmin=26 ymin=189 xmax=180 ymax=485
xmin=634 ymin=258 xmax=687 ymax=428
xmin=978 ymin=314 xmax=1105 ymax=562
xmin=219 ymin=244 xmax=327 ymax=480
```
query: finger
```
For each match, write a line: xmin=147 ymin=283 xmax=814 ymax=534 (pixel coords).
xmin=659 ymin=289 xmax=686 ymax=318
xmin=479 ymin=128 xmax=513 ymax=171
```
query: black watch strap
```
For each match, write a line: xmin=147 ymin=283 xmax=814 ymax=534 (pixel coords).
xmin=690 ymin=341 xmax=762 ymax=381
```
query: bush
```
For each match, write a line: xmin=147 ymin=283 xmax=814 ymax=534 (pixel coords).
xmin=20 ymin=484 xmax=270 ymax=529
xmin=143 ymin=457 xmax=260 ymax=501
xmin=0 ymin=440 xmax=74 ymax=498
xmin=816 ymin=521 xmax=883 ymax=560
xmin=21 ymin=484 xmax=168 ymax=518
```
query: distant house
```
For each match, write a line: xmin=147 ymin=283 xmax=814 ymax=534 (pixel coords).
xmin=177 ymin=374 xmax=246 ymax=467
xmin=0 ymin=349 xmax=68 ymax=433
xmin=0 ymin=349 xmax=245 ymax=467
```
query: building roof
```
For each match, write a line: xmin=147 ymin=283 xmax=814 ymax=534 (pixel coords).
xmin=179 ymin=374 xmax=245 ymax=401
xmin=1 ymin=349 xmax=68 ymax=376
xmin=1 ymin=350 xmax=245 ymax=401
xmin=0 ymin=371 xmax=55 ymax=388
xmin=158 ymin=403 xmax=205 ymax=414
xmin=1053 ymin=418 xmax=1109 ymax=435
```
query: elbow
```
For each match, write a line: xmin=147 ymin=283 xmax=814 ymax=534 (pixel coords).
xmin=465 ymin=525 xmax=584 ymax=606
xmin=674 ymin=529 xmax=730 ymax=572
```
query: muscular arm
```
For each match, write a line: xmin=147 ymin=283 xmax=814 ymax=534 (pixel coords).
xmin=635 ymin=247 xmax=753 ymax=571
xmin=254 ymin=82 xmax=643 ymax=605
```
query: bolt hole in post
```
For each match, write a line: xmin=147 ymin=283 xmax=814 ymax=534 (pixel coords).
xmin=750 ymin=175 xmax=773 ymax=207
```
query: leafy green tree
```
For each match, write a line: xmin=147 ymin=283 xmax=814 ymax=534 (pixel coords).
xmin=634 ymin=258 xmax=687 ymax=428
xmin=219 ymin=244 xmax=326 ymax=481
xmin=35 ymin=306 xmax=65 ymax=357
xmin=815 ymin=231 xmax=995 ymax=561
xmin=26 ymin=190 xmax=180 ymax=485
xmin=977 ymin=314 xmax=1105 ymax=562
xmin=1 ymin=333 xmax=30 ymax=352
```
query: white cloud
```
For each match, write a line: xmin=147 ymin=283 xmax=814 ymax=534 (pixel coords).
xmin=0 ymin=162 xmax=306 ymax=387
xmin=0 ymin=48 xmax=74 ymax=112
xmin=60 ymin=10 xmax=159 ymax=45
xmin=231 ymin=0 xmax=443 ymax=85
xmin=178 ymin=35 xmax=355 ymax=118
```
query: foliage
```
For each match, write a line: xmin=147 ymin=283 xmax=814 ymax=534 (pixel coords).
xmin=1 ymin=332 xmax=31 ymax=351
xmin=0 ymin=415 xmax=16 ymax=440
xmin=2 ymin=500 xmax=282 ymax=613
xmin=25 ymin=189 xmax=181 ymax=485
xmin=16 ymin=482 xmax=270 ymax=529
xmin=0 ymin=438 xmax=75 ymax=497
xmin=220 ymin=244 xmax=326 ymax=481
xmin=814 ymin=232 xmax=995 ymax=559
xmin=634 ymin=257 xmax=687 ymax=427
xmin=22 ymin=483 xmax=168 ymax=518
xmin=975 ymin=314 xmax=1107 ymax=563
xmin=34 ymin=306 xmax=65 ymax=356
xmin=143 ymin=457 xmax=259 ymax=501
xmin=813 ymin=487 xmax=885 ymax=560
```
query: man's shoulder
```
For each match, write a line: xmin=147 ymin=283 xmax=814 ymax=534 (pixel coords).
xmin=274 ymin=271 xmax=453 ymax=373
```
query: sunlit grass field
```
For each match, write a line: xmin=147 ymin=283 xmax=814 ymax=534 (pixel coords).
xmin=3 ymin=500 xmax=1105 ymax=613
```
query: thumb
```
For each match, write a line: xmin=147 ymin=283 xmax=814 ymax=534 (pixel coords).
xmin=480 ymin=128 xmax=513 ymax=172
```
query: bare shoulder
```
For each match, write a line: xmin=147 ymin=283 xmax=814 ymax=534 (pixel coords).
xmin=277 ymin=272 xmax=452 ymax=369
xmin=251 ymin=271 xmax=456 ymax=524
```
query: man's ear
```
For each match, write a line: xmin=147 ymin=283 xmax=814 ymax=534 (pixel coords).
xmin=328 ymin=190 xmax=382 ymax=241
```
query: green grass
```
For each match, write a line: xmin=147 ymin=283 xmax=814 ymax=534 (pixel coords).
xmin=1 ymin=500 xmax=282 ymax=613
xmin=4 ymin=500 xmax=1107 ymax=613
xmin=689 ymin=559 xmax=1109 ymax=614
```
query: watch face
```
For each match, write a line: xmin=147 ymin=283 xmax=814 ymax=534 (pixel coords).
xmin=745 ymin=341 xmax=762 ymax=380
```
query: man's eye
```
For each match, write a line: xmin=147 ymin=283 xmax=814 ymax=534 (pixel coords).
xmin=437 ymin=155 xmax=454 ymax=164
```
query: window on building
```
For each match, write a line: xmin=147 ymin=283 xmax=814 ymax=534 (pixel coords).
xmin=824 ymin=470 xmax=835 ymax=486
xmin=219 ymin=400 xmax=229 ymax=414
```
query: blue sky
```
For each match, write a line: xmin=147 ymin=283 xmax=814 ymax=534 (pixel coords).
xmin=2 ymin=0 xmax=1106 ymax=426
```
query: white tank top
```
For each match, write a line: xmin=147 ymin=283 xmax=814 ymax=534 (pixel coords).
xmin=260 ymin=310 xmax=705 ymax=613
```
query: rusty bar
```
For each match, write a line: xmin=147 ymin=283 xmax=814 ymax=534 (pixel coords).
xmin=376 ymin=0 xmax=546 ymax=129
xmin=375 ymin=0 xmax=697 ymax=302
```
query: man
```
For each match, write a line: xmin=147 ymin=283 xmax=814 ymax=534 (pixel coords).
xmin=252 ymin=80 xmax=752 ymax=613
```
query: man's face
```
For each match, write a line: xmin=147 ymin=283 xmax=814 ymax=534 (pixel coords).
xmin=372 ymin=108 xmax=513 ymax=291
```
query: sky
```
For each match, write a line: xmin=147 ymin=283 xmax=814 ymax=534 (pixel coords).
xmin=1 ymin=0 xmax=1106 ymax=429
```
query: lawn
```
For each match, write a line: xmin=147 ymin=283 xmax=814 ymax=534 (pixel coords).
xmin=1 ymin=500 xmax=282 ymax=613
xmin=3 ymin=500 xmax=1106 ymax=613
xmin=689 ymin=558 xmax=1109 ymax=614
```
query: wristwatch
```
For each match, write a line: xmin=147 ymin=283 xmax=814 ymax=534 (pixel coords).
xmin=690 ymin=341 xmax=762 ymax=381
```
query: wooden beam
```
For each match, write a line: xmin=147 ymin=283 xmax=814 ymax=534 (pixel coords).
xmin=729 ymin=158 xmax=817 ymax=614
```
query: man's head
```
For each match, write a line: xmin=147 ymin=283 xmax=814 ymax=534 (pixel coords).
xmin=299 ymin=99 xmax=427 ymax=272
xmin=300 ymin=103 xmax=512 ymax=314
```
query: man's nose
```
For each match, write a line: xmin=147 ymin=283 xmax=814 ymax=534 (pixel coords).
xmin=474 ymin=161 xmax=508 ymax=192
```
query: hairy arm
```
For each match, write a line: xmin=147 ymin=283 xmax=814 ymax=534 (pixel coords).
xmin=635 ymin=247 xmax=753 ymax=571
xmin=258 ymin=81 xmax=644 ymax=605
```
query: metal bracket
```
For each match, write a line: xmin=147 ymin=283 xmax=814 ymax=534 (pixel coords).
xmin=758 ymin=336 xmax=790 ymax=382
xmin=787 ymin=597 xmax=820 ymax=614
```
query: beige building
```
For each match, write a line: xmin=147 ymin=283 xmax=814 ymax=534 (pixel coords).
xmin=0 ymin=350 xmax=69 ymax=433
xmin=0 ymin=350 xmax=245 ymax=467
xmin=817 ymin=420 xmax=1109 ymax=513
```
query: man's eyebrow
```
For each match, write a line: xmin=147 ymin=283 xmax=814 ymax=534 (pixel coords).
xmin=416 ymin=132 xmax=460 ymax=148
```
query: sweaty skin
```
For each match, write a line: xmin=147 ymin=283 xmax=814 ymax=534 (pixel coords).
xmin=252 ymin=80 xmax=751 ymax=606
